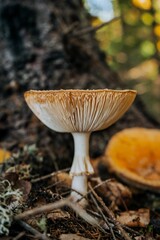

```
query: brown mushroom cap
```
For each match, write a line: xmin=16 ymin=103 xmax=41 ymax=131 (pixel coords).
xmin=105 ymin=127 xmax=160 ymax=191
xmin=24 ymin=89 xmax=136 ymax=133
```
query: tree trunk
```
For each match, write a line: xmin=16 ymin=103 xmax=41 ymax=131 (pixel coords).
xmin=0 ymin=0 xmax=158 ymax=171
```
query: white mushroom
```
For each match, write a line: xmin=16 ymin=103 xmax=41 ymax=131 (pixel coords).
xmin=24 ymin=89 xmax=136 ymax=205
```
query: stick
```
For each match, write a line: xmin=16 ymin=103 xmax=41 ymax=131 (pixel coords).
xmin=14 ymin=197 xmax=100 ymax=228
xmin=17 ymin=220 xmax=51 ymax=240
xmin=14 ymin=199 xmax=68 ymax=220
xmin=88 ymin=183 xmax=132 ymax=240
xmin=12 ymin=231 xmax=25 ymax=240
xmin=31 ymin=168 xmax=70 ymax=183
xmin=89 ymin=186 xmax=116 ymax=240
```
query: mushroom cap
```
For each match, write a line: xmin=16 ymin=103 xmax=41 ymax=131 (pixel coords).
xmin=24 ymin=89 xmax=136 ymax=133
xmin=105 ymin=127 xmax=160 ymax=191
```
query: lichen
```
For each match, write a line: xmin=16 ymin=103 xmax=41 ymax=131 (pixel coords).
xmin=0 ymin=179 xmax=22 ymax=235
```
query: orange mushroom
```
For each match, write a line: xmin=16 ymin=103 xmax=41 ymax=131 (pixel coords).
xmin=105 ymin=127 xmax=160 ymax=191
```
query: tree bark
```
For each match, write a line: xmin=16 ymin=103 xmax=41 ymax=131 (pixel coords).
xmin=0 ymin=0 xmax=158 ymax=171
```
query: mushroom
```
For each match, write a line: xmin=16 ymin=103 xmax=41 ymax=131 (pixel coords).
xmin=105 ymin=127 xmax=160 ymax=192
xmin=24 ymin=89 xmax=136 ymax=204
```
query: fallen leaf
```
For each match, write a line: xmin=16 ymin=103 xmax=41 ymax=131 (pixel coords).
xmin=116 ymin=208 xmax=150 ymax=227
xmin=57 ymin=172 xmax=72 ymax=187
xmin=91 ymin=177 xmax=132 ymax=210
xmin=59 ymin=234 xmax=93 ymax=240
xmin=50 ymin=172 xmax=71 ymax=187
xmin=0 ymin=148 xmax=11 ymax=163
xmin=47 ymin=209 xmax=70 ymax=221
xmin=5 ymin=172 xmax=32 ymax=200
xmin=15 ymin=179 xmax=32 ymax=200
xmin=4 ymin=172 xmax=19 ymax=185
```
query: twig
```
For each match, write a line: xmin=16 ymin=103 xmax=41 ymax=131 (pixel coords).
xmin=12 ymin=231 xmax=25 ymax=240
xmin=88 ymin=183 xmax=132 ymax=240
xmin=71 ymin=16 xmax=120 ymax=37
xmin=78 ymin=178 xmax=113 ymax=203
xmin=88 ymin=208 xmax=139 ymax=237
xmin=17 ymin=220 xmax=51 ymax=240
xmin=14 ymin=197 xmax=100 ymax=229
xmin=67 ymin=200 xmax=100 ymax=228
xmin=89 ymin=186 xmax=116 ymax=240
xmin=31 ymin=168 xmax=70 ymax=183
xmin=14 ymin=198 xmax=67 ymax=220
xmin=46 ymin=179 xmax=65 ymax=189
xmin=123 ymin=225 xmax=140 ymax=236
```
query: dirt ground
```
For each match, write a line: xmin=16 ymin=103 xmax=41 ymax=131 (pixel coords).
xmin=0 ymin=1 xmax=160 ymax=239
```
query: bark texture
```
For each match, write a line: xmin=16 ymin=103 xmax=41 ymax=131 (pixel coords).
xmin=0 ymin=0 xmax=158 ymax=171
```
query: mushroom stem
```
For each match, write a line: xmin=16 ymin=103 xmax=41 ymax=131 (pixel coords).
xmin=70 ymin=132 xmax=94 ymax=203
xmin=71 ymin=175 xmax=88 ymax=204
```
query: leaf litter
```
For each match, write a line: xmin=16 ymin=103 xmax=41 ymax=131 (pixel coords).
xmin=1 ymin=146 xmax=160 ymax=239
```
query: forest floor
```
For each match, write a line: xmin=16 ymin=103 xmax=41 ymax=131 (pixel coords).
xmin=1 ymin=114 xmax=160 ymax=240
xmin=1 ymin=144 xmax=160 ymax=240
xmin=1 ymin=0 xmax=160 ymax=239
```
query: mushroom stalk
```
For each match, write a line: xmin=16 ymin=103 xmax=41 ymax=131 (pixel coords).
xmin=70 ymin=132 xmax=94 ymax=202
xmin=25 ymin=89 xmax=137 ymax=206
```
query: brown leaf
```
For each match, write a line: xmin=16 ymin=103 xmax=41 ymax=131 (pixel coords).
xmin=57 ymin=172 xmax=71 ymax=187
xmin=116 ymin=208 xmax=150 ymax=227
xmin=15 ymin=179 xmax=32 ymax=200
xmin=91 ymin=177 xmax=132 ymax=210
xmin=5 ymin=172 xmax=32 ymax=200
xmin=50 ymin=172 xmax=71 ymax=187
xmin=4 ymin=172 xmax=19 ymax=186
xmin=47 ymin=209 xmax=70 ymax=221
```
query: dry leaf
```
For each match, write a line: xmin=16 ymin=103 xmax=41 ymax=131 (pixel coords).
xmin=57 ymin=172 xmax=72 ymax=187
xmin=91 ymin=177 xmax=132 ymax=210
xmin=47 ymin=209 xmax=70 ymax=221
xmin=5 ymin=172 xmax=32 ymax=200
xmin=0 ymin=148 xmax=11 ymax=163
xmin=50 ymin=172 xmax=71 ymax=188
xmin=59 ymin=234 xmax=93 ymax=240
xmin=116 ymin=208 xmax=150 ymax=227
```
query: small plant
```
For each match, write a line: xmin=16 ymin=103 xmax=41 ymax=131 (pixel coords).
xmin=0 ymin=179 xmax=22 ymax=235
xmin=36 ymin=216 xmax=47 ymax=232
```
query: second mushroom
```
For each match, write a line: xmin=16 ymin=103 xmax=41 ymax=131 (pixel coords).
xmin=24 ymin=89 xmax=136 ymax=204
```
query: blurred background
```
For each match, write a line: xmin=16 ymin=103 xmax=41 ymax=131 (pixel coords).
xmin=0 ymin=0 xmax=159 ymax=161
xmin=85 ymin=0 xmax=160 ymax=122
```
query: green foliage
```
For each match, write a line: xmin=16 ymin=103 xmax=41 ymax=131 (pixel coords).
xmin=36 ymin=217 xmax=47 ymax=232
xmin=85 ymin=0 xmax=160 ymax=121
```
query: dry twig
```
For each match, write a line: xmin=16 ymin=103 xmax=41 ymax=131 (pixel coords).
xmin=17 ymin=220 xmax=51 ymax=240
xmin=88 ymin=183 xmax=132 ymax=240
xmin=89 ymin=189 xmax=116 ymax=240
xmin=12 ymin=231 xmax=25 ymax=240
xmin=31 ymin=168 xmax=70 ymax=183
xmin=14 ymin=197 xmax=101 ymax=229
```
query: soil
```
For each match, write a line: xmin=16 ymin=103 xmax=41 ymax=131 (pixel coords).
xmin=0 ymin=1 xmax=160 ymax=239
